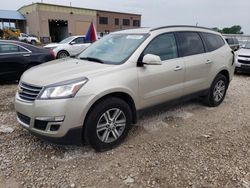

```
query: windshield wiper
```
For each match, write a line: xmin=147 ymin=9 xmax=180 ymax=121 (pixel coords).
xmin=80 ymin=57 xmax=104 ymax=64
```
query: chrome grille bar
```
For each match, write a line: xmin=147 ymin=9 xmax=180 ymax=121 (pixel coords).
xmin=18 ymin=82 xmax=43 ymax=102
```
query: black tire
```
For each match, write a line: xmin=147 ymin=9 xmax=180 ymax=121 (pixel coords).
xmin=84 ymin=97 xmax=132 ymax=152
xmin=57 ymin=50 xmax=69 ymax=59
xmin=31 ymin=40 xmax=36 ymax=45
xmin=204 ymin=74 xmax=228 ymax=107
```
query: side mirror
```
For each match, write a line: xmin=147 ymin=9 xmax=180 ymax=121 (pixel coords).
xmin=70 ymin=41 xmax=76 ymax=45
xmin=142 ymin=54 xmax=162 ymax=65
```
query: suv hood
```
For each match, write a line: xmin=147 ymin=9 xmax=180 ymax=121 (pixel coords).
xmin=21 ymin=58 xmax=114 ymax=86
xmin=238 ymin=48 xmax=250 ymax=56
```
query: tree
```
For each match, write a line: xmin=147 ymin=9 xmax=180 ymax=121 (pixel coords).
xmin=219 ymin=25 xmax=243 ymax=34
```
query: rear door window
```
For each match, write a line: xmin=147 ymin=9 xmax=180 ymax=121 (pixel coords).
xmin=143 ymin=33 xmax=178 ymax=61
xmin=176 ymin=32 xmax=205 ymax=57
xmin=201 ymin=33 xmax=225 ymax=52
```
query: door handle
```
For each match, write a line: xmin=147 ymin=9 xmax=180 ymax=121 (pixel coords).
xmin=206 ymin=60 xmax=213 ymax=64
xmin=23 ymin=54 xmax=31 ymax=57
xmin=174 ymin=66 xmax=183 ymax=71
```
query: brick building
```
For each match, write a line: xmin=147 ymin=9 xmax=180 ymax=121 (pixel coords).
xmin=17 ymin=3 xmax=141 ymax=42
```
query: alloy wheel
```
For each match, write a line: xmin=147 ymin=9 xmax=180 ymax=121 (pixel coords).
xmin=213 ymin=80 xmax=226 ymax=102
xmin=96 ymin=108 xmax=126 ymax=143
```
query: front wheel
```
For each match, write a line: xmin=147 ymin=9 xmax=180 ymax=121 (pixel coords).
xmin=84 ymin=97 xmax=132 ymax=151
xmin=31 ymin=40 xmax=36 ymax=45
xmin=204 ymin=74 xmax=228 ymax=107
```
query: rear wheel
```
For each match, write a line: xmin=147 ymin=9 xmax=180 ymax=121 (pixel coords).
xmin=84 ymin=97 xmax=132 ymax=151
xmin=204 ymin=74 xmax=228 ymax=107
xmin=57 ymin=50 xmax=69 ymax=59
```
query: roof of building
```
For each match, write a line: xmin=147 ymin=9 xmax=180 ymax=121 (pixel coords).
xmin=19 ymin=2 xmax=141 ymax=16
xmin=0 ymin=10 xmax=25 ymax=20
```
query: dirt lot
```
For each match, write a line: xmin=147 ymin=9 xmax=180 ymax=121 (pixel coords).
xmin=1 ymin=74 xmax=250 ymax=188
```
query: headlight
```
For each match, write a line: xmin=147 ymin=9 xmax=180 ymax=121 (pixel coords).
xmin=39 ymin=78 xmax=88 ymax=99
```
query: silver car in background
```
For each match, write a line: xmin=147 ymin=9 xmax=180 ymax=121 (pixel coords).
xmin=235 ymin=42 xmax=250 ymax=73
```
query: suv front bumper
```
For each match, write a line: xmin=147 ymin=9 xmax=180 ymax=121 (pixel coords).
xmin=15 ymin=93 xmax=94 ymax=145
xmin=236 ymin=58 xmax=250 ymax=72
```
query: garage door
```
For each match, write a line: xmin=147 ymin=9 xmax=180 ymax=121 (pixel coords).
xmin=75 ymin=21 xmax=90 ymax=35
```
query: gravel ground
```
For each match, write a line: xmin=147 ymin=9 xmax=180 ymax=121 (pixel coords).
xmin=1 ymin=74 xmax=250 ymax=188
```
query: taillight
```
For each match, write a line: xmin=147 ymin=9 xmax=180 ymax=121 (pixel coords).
xmin=49 ymin=49 xmax=56 ymax=59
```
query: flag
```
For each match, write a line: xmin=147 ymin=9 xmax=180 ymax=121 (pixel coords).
xmin=85 ymin=21 xmax=97 ymax=43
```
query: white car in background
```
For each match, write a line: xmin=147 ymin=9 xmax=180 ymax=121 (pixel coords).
xmin=19 ymin=33 xmax=40 ymax=45
xmin=44 ymin=35 xmax=91 ymax=59
xmin=236 ymin=41 xmax=250 ymax=73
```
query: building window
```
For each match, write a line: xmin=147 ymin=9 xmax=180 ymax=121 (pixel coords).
xmin=133 ymin=20 xmax=140 ymax=27
xmin=115 ymin=18 xmax=119 ymax=26
xmin=123 ymin=19 xmax=130 ymax=26
xmin=99 ymin=17 xmax=108 ymax=25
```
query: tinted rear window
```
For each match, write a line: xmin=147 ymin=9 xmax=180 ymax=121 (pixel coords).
xmin=226 ymin=38 xmax=234 ymax=44
xmin=176 ymin=32 xmax=205 ymax=57
xmin=201 ymin=33 xmax=225 ymax=52
xmin=233 ymin=38 xmax=239 ymax=45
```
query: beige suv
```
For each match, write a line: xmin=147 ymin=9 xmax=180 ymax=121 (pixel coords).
xmin=15 ymin=26 xmax=235 ymax=151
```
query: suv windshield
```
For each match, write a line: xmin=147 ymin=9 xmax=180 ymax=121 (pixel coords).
xmin=59 ymin=36 xmax=75 ymax=44
xmin=78 ymin=33 xmax=147 ymax=64
xmin=243 ymin=42 xmax=250 ymax=49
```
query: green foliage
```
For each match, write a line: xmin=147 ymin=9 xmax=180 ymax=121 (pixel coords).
xmin=214 ymin=25 xmax=244 ymax=34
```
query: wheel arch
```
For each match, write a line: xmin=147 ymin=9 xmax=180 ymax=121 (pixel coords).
xmin=218 ymin=69 xmax=230 ymax=84
xmin=81 ymin=91 xmax=137 ymax=144
xmin=84 ymin=92 xmax=137 ymax=125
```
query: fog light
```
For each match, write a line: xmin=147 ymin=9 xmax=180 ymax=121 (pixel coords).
xmin=50 ymin=124 xmax=60 ymax=131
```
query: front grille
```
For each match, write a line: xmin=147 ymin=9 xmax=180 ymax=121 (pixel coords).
xmin=238 ymin=59 xmax=250 ymax=64
xmin=239 ymin=55 xmax=250 ymax=58
xmin=18 ymin=82 xmax=42 ymax=102
xmin=17 ymin=112 xmax=31 ymax=125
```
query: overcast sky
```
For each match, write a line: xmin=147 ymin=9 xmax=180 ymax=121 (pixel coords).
xmin=2 ymin=0 xmax=250 ymax=34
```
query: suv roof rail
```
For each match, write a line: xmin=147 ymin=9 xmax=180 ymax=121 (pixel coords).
xmin=150 ymin=25 xmax=217 ymax=32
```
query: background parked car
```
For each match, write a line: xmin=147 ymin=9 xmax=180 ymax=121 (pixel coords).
xmin=235 ymin=41 xmax=250 ymax=73
xmin=18 ymin=33 xmax=41 ymax=45
xmin=0 ymin=40 xmax=55 ymax=81
xmin=44 ymin=35 xmax=91 ymax=59
xmin=224 ymin=37 xmax=240 ymax=51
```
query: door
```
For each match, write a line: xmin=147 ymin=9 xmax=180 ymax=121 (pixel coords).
xmin=69 ymin=37 xmax=88 ymax=55
xmin=0 ymin=43 xmax=31 ymax=80
xmin=75 ymin=21 xmax=89 ymax=35
xmin=138 ymin=33 xmax=185 ymax=108
xmin=176 ymin=32 xmax=211 ymax=95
